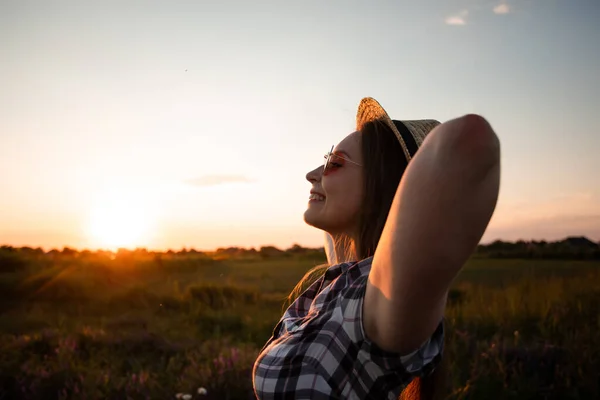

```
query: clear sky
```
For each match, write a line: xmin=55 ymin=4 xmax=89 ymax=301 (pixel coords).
xmin=1 ymin=0 xmax=599 ymax=251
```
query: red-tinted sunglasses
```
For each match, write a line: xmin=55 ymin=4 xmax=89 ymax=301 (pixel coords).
xmin=323 ymin=145 xmax=363 ymax=175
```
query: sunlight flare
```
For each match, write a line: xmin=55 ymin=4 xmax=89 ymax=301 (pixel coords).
xmin=86 ymin=188 xmax=159 ymax=250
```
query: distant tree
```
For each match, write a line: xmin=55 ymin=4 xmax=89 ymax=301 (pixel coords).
xmin=61 ymin=247 xmax=78 ymax=256
xmin=0 ymin=248 xmax=27 ymax=273
xmin=47 ymin=249 xmax=60 ymax=258
xmin=259 ymin=246 xmax=284 ymax=258
xmin=134 ymin=247 xmax=149 ymax=255
xmin=80 ymin=249 xmax=93 ymax=258
xmin=564 ymin=236 xmax=599 ymax=249
xmin=287 ymin=244 xmax=307 ymax=254
xmin=16 ymin=247 xmax=44 ymax=259
xmin=216 ymin=247 xmax=243 ymax=257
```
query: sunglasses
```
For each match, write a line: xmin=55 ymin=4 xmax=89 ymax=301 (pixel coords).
xmin=323 ymin=145 xmax=363 ymax=175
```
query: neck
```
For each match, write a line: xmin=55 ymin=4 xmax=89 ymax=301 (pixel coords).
xmin=326 ymin=232 xmax=357 ymax=264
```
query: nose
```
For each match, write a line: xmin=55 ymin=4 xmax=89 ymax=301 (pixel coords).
xmin=306 ymin=164 xmax=323 ymax=183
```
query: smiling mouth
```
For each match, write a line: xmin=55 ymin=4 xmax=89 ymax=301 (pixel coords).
xmin=309 ymin=193 xmax=325 ymax=202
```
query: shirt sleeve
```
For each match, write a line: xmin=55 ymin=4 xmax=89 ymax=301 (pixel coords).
xmin=339 ymin=274 xmax=445 ymax=377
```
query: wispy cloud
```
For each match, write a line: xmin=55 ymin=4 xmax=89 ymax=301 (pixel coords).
xmin=493 ymin=3 xmax=510 ymax=14
xmin=445 ymin=10 xmax=469 ymax=26
xmin=446 ymin=3 xmax=511 ymax=26
xmin=185 ymin=174 xmax=254 ymax=187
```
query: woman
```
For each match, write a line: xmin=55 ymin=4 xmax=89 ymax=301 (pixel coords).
xmin=253 ymin=97 xmax=501 ymax=399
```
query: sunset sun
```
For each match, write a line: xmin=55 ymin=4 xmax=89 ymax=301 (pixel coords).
xmin=86 ymin=189 xmax=158 ymax=250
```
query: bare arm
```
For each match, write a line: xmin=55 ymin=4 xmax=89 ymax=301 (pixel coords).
xmin=364 ymin=114 xmax=501 ymax=354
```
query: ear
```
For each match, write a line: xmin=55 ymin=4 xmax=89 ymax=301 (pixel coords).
xmin=324 ymin=232 xmax=337 ymax=265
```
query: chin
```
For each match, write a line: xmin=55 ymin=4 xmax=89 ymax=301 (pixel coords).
xmin=303 ymin=207 xmax=325 ymax=231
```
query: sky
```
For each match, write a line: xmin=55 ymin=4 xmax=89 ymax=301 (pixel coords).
xmin=1 ymin=0 xmax=599 ymax=251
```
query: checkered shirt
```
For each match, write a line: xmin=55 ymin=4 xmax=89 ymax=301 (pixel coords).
xmin=252 ymin=256 xmax=445 ymax=399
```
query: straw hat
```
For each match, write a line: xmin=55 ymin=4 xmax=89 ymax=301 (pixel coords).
xmin=356 ymin=97 xmax=440 ymax=163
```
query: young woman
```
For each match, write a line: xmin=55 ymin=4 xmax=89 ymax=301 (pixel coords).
xmin=253 ymin=97 xmax=501 ymax=399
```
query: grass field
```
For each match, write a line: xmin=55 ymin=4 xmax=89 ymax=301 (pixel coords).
xmin=0 ymin=250 xmax=598 ymax=399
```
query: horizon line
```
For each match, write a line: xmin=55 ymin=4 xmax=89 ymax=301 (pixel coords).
xmin=2 ymin=235 xmax=598 ymax=254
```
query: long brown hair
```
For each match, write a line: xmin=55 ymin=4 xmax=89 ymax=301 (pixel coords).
xmin=289 ymin=119 xmax=446 ymax=400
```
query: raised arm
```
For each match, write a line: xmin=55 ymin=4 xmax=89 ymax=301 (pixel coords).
xmin=364 ymin=114 xmax=501 ymax=355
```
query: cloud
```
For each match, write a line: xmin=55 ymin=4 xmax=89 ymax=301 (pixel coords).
xmin=185 ymin=174 xmax=254 ymax=187
xmin=493 ymin=3 xmax=510 ymax=14
xmin=445 ymin=10 xmax=469 ymax=26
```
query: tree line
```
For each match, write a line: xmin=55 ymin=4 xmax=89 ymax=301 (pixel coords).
xmin=0 ymin=236 xmax=599 ymax=273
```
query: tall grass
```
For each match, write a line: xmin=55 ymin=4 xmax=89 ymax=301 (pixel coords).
xmin=0 ymin=253 xmax=598 ymax=399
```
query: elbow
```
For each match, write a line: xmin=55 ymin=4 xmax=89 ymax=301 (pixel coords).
xmin=435 ymin=113 xmax=500 ymax=180
xmin=458 ymin=114 xmax=500 ymax=169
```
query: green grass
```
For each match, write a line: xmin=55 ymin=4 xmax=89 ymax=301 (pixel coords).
xmin=0 ymin=252 xmax=598 ymax=399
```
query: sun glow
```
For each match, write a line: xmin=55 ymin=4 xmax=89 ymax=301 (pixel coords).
xmin=86 ymin=188 xmax=159 ymax=250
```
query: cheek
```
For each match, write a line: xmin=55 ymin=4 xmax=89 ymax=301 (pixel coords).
xmin=323 ymin=174 xmax=364 ymax=215
xmin=341 ymin=192 xmax=363 ymax=217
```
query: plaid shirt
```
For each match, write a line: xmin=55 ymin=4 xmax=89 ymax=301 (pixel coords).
xmin=252 ymin=256 xmax=444 ymax=400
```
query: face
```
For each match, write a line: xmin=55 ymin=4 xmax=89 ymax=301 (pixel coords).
xmin=303 ymin=131 xmax=364 ymax=237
